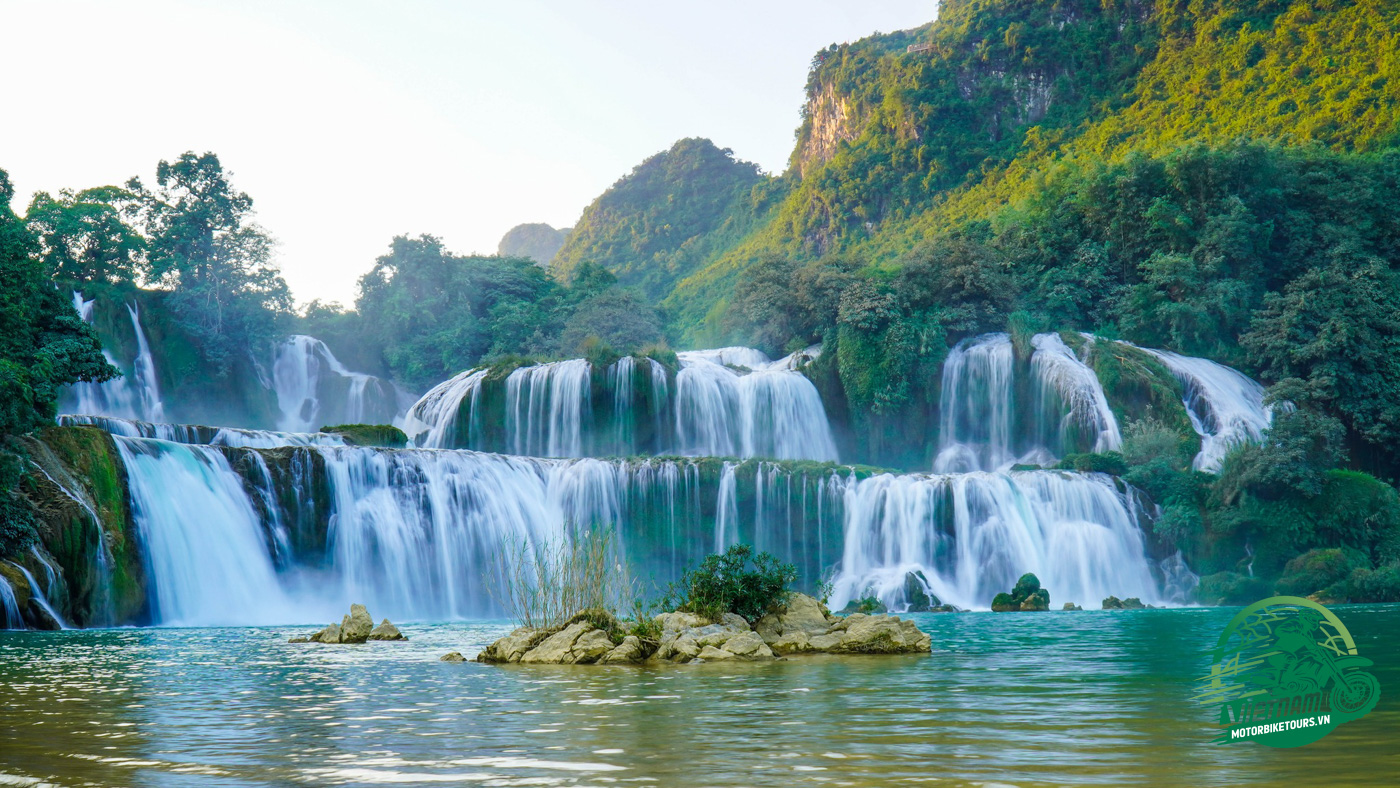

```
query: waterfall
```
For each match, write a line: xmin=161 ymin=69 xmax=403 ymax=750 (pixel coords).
xmin=405 ymin=368 xmax=488 ymax=449
xmin=114 ymin=436 xmax=299 ymax=626
xmin=59 ymin=415 xmax=345 ymax=449
xmin=673 ymin=347 xmax=838 ymax=461
xmin=934 ymin=334 xmax=1015 ymax=472
xmin=9 ymin=562 xmax=68 ymax=629
xmin=507 ymin=359 xmax=593 ymax=458
xmin=1029 ymin=333 xmax=1122 ymax=455
xmin=829 ymin=470 xmax=1159 ymax=611
xmin=935 ymin=333 xmax=1122 ymax=472
xmin=0 ymin=573 xmax=21 ymax=629
xmin=68 ymin=292 xmax=145 ymax=420
xmin=1133 ymin=346 xmax=1272 ymax=472
xmin=272 ymin=335 xmax=411 ymax=432
xmin=1158 ymin=550 xmax=1200 ymax=603
xmin=126 ymin=302 xmax=166 ymax=422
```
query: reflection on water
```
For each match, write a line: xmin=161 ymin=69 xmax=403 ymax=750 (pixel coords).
xmin=1 ymin=607 xmax=1395 ymax=786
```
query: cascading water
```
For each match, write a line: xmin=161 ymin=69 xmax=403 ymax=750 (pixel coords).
xmin=934 ymin=334 xmax=1016 ymax=472
xmin=406 ymin=348 xmax=835 ymax=461
xmin=935 ymin=333 xmax=1121 ymax=472
xmin=0 ymin=573 xmax=21 ymax=630
xmin=673 ymin=347 xmax=838 ymax=461
xmin=59 ymin=414 xmax=345 ymax=449
xmin=271 ymin=335 xmax=412 ymax=432
xmin=8 ymin=562 xmax=68 ymax=629
xmin=114 ymin=436 xmax=300 ymax=626
xmin=507 ymin=359 xmax=593 ymax=457
xmin=1133 ymin=346 xmax=1272 ymax=472
xmin=829 ymin=470 xmax=1159 ymax=611
xmin=67 ymin=292 xmax=164 ymax=422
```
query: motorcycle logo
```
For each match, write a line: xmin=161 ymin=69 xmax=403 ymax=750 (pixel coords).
xmin=1195 ymin=596 xmax=1380 ymax=747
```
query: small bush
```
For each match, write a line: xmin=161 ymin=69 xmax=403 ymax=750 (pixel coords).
xmin=490 ymin=527 xmax=629 ymax=630
xmin=674 ymin=544 xmax=796 ymax=622
xmin=1346 ymin=564 xmax=1400 ymax=603
xmin=1274 ymin=548 xmax=1367 ymax=597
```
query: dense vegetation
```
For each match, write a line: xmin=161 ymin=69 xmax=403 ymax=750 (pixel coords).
xmin=669 ymin=544 xmax=797 ymax=623
xmin=0 ymin=170 xmax=115 ymax=555
xmin=551 ymin=138 xmax=780 ymax=302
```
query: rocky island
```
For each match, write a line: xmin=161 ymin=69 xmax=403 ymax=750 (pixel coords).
xmin=469 ymin=592 xmax=930 ymax=665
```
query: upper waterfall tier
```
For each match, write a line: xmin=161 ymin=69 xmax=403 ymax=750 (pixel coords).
xmin=934 ymin=333 xmax=1123 ymax=472
xmin=63 ymin=292 xmax=412 ymax=432
xmin=270 ymin=335 xmax=415 ymax=432
xmin=404 ymin=346 xmax=839 ymax=462
xmin=58 ymin=415 xmax=346 ymax=449
xmin=92 ymin=436 xmax=1167 ymax=625
xmin=1129 ymin=344 xmax=1274 ymax=472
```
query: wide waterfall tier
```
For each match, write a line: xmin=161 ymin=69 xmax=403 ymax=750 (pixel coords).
xmin=58 ymin=415 xmax=346 ymax=449
xmin=75 ymin=431 xmax=1170 ymax=625
xmin=828 ymin=470 xmax=1161 ymax=612
xmin=404 ymin=346 xmax=839 ymax=461
xmin=270 ymin=335 xmax=415 ymax=432
xmin=67 ymin=292 xmax=166 ymax=423
xmin=934 ymin=333 xmax=1122 ymax=472
xmin=1130 ymin=345 xmax=1273 ymax=472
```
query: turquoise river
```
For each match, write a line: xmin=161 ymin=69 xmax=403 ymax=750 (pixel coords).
xmin=1 ymin=606 xmax=1396 ymax=787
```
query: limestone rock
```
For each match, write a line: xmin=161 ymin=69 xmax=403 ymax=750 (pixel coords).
xmin=368 ymin=619 xmax=407 ymax=641
xmin=520 ymin=621 xmax=591 ymax=664
xmin=832 ymin=615 xmax=930 ymax=654
xmin=654 ymin=611 xmax=708 ymax=632
xmin=1062 ymin=602 xmax=1083 ymax=611
xmin=668 ymin=633 xmax=701 ymax=662
xmin=310 ymin=623 xmax=342 ymax=644
xmin=288 ymin=636 xmax=310 ymax=643
xmin=440 ymin=651 xmax=466 ymax=663
xmin=992 ymin=573 xmax=1051 ymax=612
xmin=599 ymin=635 xmax=646 ymax=664
xmin=721 ymin=630 xmax=774 ymax=659
xmin=476 ymin=627 xmax=548 ymax=663
xmin=570 ymin=629 xmax=617 ymax=664
xmin=697 ymin=645 xmax=737 ymax=661
xmin=340 ymin=604 xmax=374 ymax=643
xmin=768 ymin=630 xmax=812 ymax=655
xmin=903 ymin=571 xmax=936 ymax=612
xmin=1101 ymin=595 xmax=1152 ymax=610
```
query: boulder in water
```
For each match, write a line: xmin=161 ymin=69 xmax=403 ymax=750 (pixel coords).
xmin=991 ymin=573 xmax=1051 ymax=612
xmin=903 ymin=571 xmax=935 ymax=612
xmin=1102 ymin=595 xmax=1153 ymax=610
xmin=310 ymin=623 xmax=342 ymax=643
xmin=1062 ymin=602 xmax=1083 ymax=611
xmin=288 ymin=635 xmax=310 ymax=643
xmin=440 ymin=651 xmax=466 ymax=662
xmin=369 ymin=619 xmax=407 ymax=641
xmin=340 ymin=604 xmax=374 ymax=643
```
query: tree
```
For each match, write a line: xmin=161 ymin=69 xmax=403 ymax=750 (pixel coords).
xmin=0 ymin=168 xmax=116 ymax=556
xmin=128 ymin=152 xmax=291 ymax=375
xmin=25 ymin=186 xmax=145 ymax=288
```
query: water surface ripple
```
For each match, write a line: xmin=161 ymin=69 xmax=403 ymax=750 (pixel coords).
xmin=1 ymin=607 xmax=1395 ymax=786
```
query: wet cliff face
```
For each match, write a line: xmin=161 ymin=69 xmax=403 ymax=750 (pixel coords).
xmin=21 ymin=427 xmax=147 ymax=626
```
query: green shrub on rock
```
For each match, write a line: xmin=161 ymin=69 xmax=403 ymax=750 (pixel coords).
xmin=1196 ymin=571 xmax=1272 ymax=606
xmin=321 ymin=424 xmax=409 ymax=448
xmin=673 ymin=543 xmax=797 ymax=623
xmin=991 ymin=573 xmax=1050 ymax=611
xmin=1345 ymin=564 xmax=1400 ymax=603
xmin=1274 ymin=548 xmax=1368 ymax=598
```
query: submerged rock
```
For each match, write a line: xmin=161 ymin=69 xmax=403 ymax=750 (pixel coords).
xmin=440 ymin=651 xmax=466 ymax=662
xmin=1102 ymin=596 xmax=1153 ymax=610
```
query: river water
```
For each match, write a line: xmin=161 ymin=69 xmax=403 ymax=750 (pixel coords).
xmin=1 ymin=606 xmax=1395 ymax=787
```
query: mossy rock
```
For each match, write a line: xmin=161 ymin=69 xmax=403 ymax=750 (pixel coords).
xmin=1195 ymin=571 xmax=1272 ymax=606
xmin=1055 ymin=452 xmax=1128 ymax=476
xmin=990 ymin=592 xmax=1018 ymax=612
xmin=1275 ymin=548 xmax=1368 ymax=598
xmin=321 ymin=424 xmax=409 ymax=448
xmin=993 ymin=573 xmax=1051 ymax=611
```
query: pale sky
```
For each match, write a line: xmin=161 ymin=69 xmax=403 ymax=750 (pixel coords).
xmin=1 ymin=1 xmax=937 ymax=306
